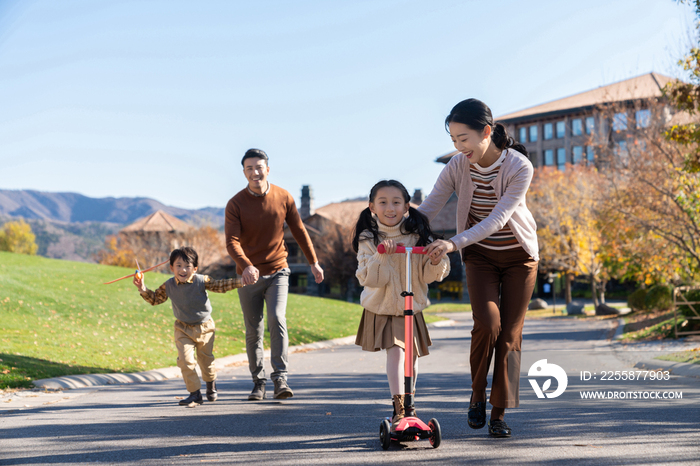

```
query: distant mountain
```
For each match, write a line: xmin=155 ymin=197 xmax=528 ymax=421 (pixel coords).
xmin=0 ymin=189 xmax=225 ymax=227
xmin=0 ymin=189 xmax=227 ymax=263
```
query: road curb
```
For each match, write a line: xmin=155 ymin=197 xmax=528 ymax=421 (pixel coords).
xmin=33 ymin=320 xmax=457 ymax=390
xmin=633 ymin=358 xmax=700 ymax=378
xmin=612 ymin=318 xmax=700 ymax=378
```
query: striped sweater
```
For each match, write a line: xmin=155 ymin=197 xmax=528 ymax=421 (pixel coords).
xmin=468 ymin=153 xmax=520 ymax=250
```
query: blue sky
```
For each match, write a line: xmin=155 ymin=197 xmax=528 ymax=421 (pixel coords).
xmin=0 ymin=0 xmax=694 ymax=211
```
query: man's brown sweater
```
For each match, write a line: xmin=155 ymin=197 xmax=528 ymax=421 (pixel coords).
xmin=225 ymin=184 xmax=318 ymax=276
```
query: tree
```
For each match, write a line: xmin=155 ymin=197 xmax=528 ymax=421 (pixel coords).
xmin=313 ymin=224 xmax=358 ymax=300
xmin=594 ymin=97 xmax=700 ymax=285
xmin=0 ymin=219 xmax=38 ymax=255
xmin=528 ymin=164 xmax=609 ymax=305
xmin=184 ymin=225 xmax=225 ymax=270
xmin=665 ymin=0 xmax=700 ymax=172
xmin=96 ymin=225 xmax=224 ymax=271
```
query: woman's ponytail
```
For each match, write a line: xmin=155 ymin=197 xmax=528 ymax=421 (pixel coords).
xmin=492 ymin=122 xmax=528 ymax=157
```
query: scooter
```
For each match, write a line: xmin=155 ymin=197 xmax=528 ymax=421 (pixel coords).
xmin=377 ymin=244 xmax=441 ymax=450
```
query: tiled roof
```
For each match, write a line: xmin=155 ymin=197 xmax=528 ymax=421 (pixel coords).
xmin=120 ymin=210 xmax=193 ymax=233
xmin=313 ymin=200 xmax=370 ymax=229
xmin=497 ymin=73 xmax=674 ymax=122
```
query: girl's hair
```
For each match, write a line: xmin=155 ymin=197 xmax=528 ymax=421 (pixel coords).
xmin=445 ymin=98 xmax=528 ymax=157
xmin=352 ymin=180 xmax=440 ymax=252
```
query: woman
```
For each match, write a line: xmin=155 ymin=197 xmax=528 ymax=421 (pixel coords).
xmin=420 ymin=98 xmax=539 ymax=438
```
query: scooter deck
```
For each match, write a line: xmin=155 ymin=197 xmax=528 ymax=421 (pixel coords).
xmin=390 ymin=416 xmax=433 ymax=442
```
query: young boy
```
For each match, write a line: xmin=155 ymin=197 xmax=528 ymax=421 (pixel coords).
xmin=134 ymin=246 xmax=243 ymax=405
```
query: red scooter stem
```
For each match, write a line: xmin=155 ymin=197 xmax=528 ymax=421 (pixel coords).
xmin=377 ymin=243 xmax=426 ymax=413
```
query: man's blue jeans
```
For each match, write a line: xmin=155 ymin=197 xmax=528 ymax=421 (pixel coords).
xmin=238 ymin=268 xmax=290 ymax=383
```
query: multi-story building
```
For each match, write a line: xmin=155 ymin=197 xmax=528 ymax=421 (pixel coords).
xmin=437 ymin=73 xmax=674 ymax=169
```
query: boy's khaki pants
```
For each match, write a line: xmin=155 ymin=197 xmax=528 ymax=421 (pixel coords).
xmin=174 ymin=319 xmax=216 ymax=393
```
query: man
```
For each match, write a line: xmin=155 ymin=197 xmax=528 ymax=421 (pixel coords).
xmin=225 ymin=148 xmax=324 ymax=400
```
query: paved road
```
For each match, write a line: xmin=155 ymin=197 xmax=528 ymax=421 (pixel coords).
xmin=1 ymin=313 xmax=699 ymax=465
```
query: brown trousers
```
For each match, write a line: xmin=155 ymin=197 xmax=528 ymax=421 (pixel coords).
xmin=464 ymin=244 xmax=538 ymax=409
xmin=174 ymin=318 xmax=217 ymax=393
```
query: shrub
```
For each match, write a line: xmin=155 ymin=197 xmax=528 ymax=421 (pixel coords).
xmin=644 ymin=284 xmax=673 ymax=311
xmin=627 ymin=288 xmax=648 ymax=311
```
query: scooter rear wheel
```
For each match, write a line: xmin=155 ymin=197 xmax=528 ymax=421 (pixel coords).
xmin=428 ymin=418 xmax=441 ymax=448
xmin=379 ymin=419 xmax=391 ymax=450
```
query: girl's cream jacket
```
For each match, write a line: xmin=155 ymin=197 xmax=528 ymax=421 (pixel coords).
xmin=356 ymin=219 xmax=450 ymax=316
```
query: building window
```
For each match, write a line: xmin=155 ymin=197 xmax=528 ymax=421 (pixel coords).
xmin=586 ymin=145 xmax=595 ymax=162
xmin=613 ymin=112 xmax=628 ymax=132
xmin=544 ymin=149 xmax=554 ymax=166
xmin=556 ymin=121 xmax=566 ymax=139
xmin=557 ymin=147 xmax=566 ymax=170
xmin=572 ymin=146 xmax=583 ymax=164
xmin=544 ymin=123 xmax=553 ymax=140
xmin=614 ymin=141 xmax=629 ymax=165
xmin=636 ymin=109 xmax=651 ymax=128
xmin=529 ymin=125 xmax=538 ymax=142
xmin=519 ymin=127 xmax=527 ymax=143
xmin=572 ymin=119 xmax=583 ymax=136
xmin=585 ymin=116 xmax=595 ymax=134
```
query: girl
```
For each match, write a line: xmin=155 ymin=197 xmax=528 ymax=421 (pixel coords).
xmin=353 ymin=180 xmax=450 ymax=431
xmin=420 ymin=98 xmax=539 ymax=438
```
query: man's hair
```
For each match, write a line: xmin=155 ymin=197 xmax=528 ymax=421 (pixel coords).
xmin=241 ymin=148 xmax=269 ymax=166
xmin=169 ymin=246 xmax=198 ymax=268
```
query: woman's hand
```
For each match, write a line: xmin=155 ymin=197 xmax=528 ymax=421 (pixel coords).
xmin=424 ymin=239 xmax=455 ymax=263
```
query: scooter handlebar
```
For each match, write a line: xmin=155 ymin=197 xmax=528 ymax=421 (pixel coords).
xmin=377 ymin=244 xmax=427 ymax=254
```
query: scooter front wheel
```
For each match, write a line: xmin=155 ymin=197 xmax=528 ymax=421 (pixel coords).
xmin=428 ymin=418 xmax=441 ymax=449
xmin=379 ymin=419 xmax=391 ymax=450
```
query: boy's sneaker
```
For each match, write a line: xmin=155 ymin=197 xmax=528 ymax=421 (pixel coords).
xmin=248 ymin=380 xmax=266 ymax=401
xmin=206 ymin=381 xmax=218 ymax=402
xmin=179 ymin=390 xmax=203 ymax=406
xmin=273 ymin=378 xmax=294 ymax=399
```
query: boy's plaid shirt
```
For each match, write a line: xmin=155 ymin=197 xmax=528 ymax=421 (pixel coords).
xmin=139 ymin=275 xmax=243 ymax=305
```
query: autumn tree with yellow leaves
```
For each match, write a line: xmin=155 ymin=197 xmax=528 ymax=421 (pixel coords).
xmin=529 ymin=164 xmax=609 ymax=305
xmin=0 ymin=219 xmax=38 ymax=255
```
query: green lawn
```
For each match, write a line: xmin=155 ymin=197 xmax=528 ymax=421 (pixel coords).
xmin=656 ymin=349 xmax=700 ymax=365
xmin=0 ymin=251 xmax=363 ymax=389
